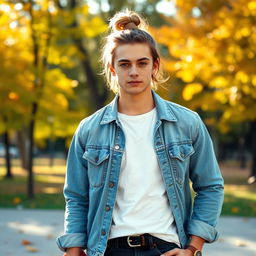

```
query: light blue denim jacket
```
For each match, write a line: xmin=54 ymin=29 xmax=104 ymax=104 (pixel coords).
xmin=56 ymin=91 xmax=224 ymax=256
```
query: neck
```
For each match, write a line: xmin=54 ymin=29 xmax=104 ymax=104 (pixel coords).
xmin=118 ymin=90 xmax=155 ymax=115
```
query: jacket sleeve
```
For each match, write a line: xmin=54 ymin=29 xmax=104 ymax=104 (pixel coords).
xmin=187 ymin=113 xmax=224 ymax=243
xmin=56 ymin=122 xmax=89 ymax=252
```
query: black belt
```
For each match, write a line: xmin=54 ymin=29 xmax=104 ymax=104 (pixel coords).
xmin=107 ymin=233 xmax=175 ymax=249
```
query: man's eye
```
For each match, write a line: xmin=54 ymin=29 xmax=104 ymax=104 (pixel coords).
xmin=120 ymin=63 xmax=130 ymax=67
xmin=139 ymin=62 xmax=148 ymax=66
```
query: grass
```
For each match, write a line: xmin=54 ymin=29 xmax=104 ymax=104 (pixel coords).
xmin=219 ymin=161 xmax=256 ymax=217
xmin=0 ymin=158 xmax=256 ymax=216
xmin=0 ymin=193 xmax=65 ymax=209
xmin=0 ymin=157 xmax=66 ymax=209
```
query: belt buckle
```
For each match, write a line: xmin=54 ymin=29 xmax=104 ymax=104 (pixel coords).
xmin=127 ymin=235 xmax=141 ymax=247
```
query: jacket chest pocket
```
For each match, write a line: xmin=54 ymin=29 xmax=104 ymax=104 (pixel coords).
xmin=168 ymin=143 xmax=194 ymax=185
xmin=83 ymin=148 xmax=110 ymax=188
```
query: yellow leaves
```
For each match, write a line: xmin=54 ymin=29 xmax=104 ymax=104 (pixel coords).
xmin=223 ymin=110 xmax=232 ymax=120
xmin=235 ymin=27 xmax=251 ymax=40
xmin=242 ymin=85 xmax=251 ymax=94
xmin=214 ymin=90 xmax=228 ymax=104
xmin=81 ymin=16 xmax=108 ymax=38
xmin=61 ymin=10 xmax=76 ymax=26
xmin=151 ymin=26 xmax=175 ymax=45
xmin=248 ymin=1 xmax=256 ymax=15
xmin=210 ymin=76 xmax=228 ymax=88
xmin=8 ymin=92 xmax=19 ymax=100
xmin=47 ymin=48 xmax=60 ymax=65
xmin=235 ymin=71 xmax=249 ymax=83
xmin=154 ymin=0 xmax=256 ymax=133
xmin=218 ymin=122 xmax=230 ymax=134
xmin=252 ymin=75 xmax=256 ymax=86
xmin=182 ymin=83 xmax=203 ymax=101
xmin=248 ymin=1 xmax=256 ymax=10
xmin=75 ymin=5 xmax=89 ymax=16
xmin=227 ymin=45 xmax=243 ymax=62
xmin=212 ymin=25 xmax=231 ymax=39
xmin=45 ymin=68 xmax=73 ymax=95
xmin=0 ymin=12 xmax=9 ymax=27
xmin=175 ymin=0 xmax=197 ymax=11
xmin=229 ymin=86 xmax=240 ymax=106
xmin=55 ymin=93 xmax=68 ymax=108
xmin=240 ymin=27 xmax=251 ymax=37
xmin=176 ymin=70 xmax=195 ymax=83
xmin=169 ymin=44 xmax=186 ymax=58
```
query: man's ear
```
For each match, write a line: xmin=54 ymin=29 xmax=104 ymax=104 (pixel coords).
xmin=108 ymin=64 xmax=116 ymax=76
xmin=152 ymin=61 xmax=159 ymax=77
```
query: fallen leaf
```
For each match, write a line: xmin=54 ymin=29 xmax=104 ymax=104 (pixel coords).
xmin=25 ymin=245 xmax=39 ymax=252
xmin=47 ymin=234 xmax=54 ymax=239
xmin=22 ymin=240 xmax=32 ymax=245
xmin=231 ymin=207 xmax=239 ymax=213
xmin=13 ymin=197 xmax=21 ymax=205
xmin=235 ymin=240 xmax=247 ymax=247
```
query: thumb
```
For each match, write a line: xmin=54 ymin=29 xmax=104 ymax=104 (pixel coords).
xmin=161 ymin=248 xmax=180 ymax=256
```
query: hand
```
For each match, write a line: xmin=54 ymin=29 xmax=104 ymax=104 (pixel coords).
xmin=160 ymin=248 xmax=193 ymax=256
xmin=63 ymin=248 xmax=87 ymax=256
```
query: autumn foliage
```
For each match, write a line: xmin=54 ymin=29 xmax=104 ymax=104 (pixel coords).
xmin=152 ymin=0 xmax=256 ymax=132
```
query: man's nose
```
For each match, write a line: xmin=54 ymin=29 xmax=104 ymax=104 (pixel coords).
xmin=129 ymin=65 xmax=139 ymax=76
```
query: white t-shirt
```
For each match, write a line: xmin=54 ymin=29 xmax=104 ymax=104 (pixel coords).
xmin=109 ymin=108 xmax=180 ymax=246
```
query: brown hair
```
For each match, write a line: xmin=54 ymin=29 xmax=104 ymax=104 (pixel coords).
xmin=101 ymin=10 xmax=166 ymax=93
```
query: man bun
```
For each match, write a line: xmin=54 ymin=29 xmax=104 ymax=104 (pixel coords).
xmin=109 ymin=10 xmax=147 ymax=31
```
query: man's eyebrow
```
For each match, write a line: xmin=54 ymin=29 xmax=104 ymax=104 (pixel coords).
xmin=117 ymin=57 xmax=151 ymax=63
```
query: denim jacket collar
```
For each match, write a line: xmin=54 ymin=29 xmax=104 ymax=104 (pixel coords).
xmin=100 ymin=90 xmax=177 ymax=125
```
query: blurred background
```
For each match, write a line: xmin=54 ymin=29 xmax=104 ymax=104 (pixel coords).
xmin=0 ymin=0 xmax=255 ymax=226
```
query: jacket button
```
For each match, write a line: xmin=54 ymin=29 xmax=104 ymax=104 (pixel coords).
xmin=101 ymin=230 xmax=106 ymax=236
xmin=105 ymin=205 xmax=110 ymax=211
xmin=114 ymin=145 xmax=120 ymax=150
xmin=109 ymin=182 xmax=114 ymax=188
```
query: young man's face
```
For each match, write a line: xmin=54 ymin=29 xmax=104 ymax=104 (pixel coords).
xmin=110 ymin=43 xmax=158 ymax=97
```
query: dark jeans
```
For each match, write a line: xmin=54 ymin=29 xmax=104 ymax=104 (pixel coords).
xmin=104 ymin=238 xmax=180 ymax=256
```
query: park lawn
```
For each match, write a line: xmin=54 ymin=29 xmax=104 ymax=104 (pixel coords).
xmin=0 ymin=159 xmax=255 ymax=216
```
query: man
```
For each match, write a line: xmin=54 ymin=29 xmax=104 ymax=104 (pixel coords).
xmin=57 ymin=10 xmax=224 ymax=256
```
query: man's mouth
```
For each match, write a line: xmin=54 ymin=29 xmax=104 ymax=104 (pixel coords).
xmin=128 ymin=81 xmax=142 ymax=84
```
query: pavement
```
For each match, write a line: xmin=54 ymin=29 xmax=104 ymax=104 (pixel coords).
xmin=0 ymin=208 xmax=255 ymax=256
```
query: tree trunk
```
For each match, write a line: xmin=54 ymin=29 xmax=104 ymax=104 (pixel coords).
xmin=238 ymin=137 xmax=246 ymax=169
xmin=17 ymin=130 xmax=29 ymax=170
xmin=70 ymin=0 xmax=108 ymax=111
xmin=49 ymin=139 xmax=55 ymax=167
xmin=3 ymin=131 xmax=12 ymax=179
xmin=27 ymin=102 xmax=38 ymax=198
xmin=249 ymin=121 xmax=256 ymax=180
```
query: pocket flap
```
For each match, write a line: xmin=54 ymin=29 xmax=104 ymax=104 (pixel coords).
xmin=83 ymin=148 xmax=110 ymax=165
xmin=169 ymin=143 xmax=194 ymax=161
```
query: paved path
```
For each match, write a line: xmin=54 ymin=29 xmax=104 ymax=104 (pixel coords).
xmin=0 ymin=208 xmax=255 ymax=256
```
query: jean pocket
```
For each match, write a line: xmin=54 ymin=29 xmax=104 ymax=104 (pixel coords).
xmin=155 ymin=241 xmax=180 ymax=254
xmin=168 ymin=142 xmax=194 ymax=185
xmin=83 ymin=148 xmax=110 ymax=187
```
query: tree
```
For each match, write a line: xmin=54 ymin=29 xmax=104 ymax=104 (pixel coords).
xmin=152 ymin=0 xmax=256 ymax=179
xmin=0 ymin=1 xmax=85 ymax=196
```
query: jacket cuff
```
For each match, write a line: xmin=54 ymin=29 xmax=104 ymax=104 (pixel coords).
xmin=56 ymin=233 xmax=87 ymax=252
xmin=187 ymin=219 xmax=219 ymax=243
